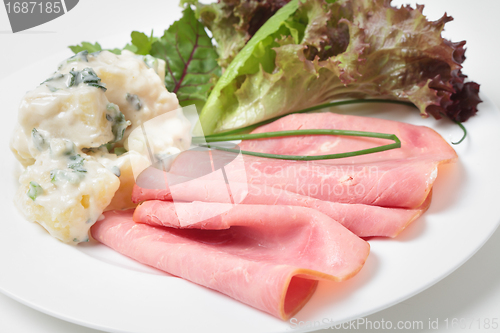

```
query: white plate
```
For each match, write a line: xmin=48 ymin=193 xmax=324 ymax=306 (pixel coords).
xmin=1 ymin=51 xmax=500 ymax=333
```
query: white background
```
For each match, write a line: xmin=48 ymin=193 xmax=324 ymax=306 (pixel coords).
xmin=0 ymin=1 xmax=499 ymax=332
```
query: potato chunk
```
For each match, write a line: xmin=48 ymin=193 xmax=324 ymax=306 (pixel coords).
xmin=16 ymin=139 xmax=120 ymax=244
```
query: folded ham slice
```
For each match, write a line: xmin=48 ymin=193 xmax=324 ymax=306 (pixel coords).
xmin=239 ymin=112 xmax=457 ymax=164
xmin=136 ymin=113 xmax=455 ymax=210
xmin=166 ymin=149 xmax=438 ymax=208
xmin=132 ymin=176 xmax=432 ymax=238
xmin=91 ymin=206 xmax=370 ymax=319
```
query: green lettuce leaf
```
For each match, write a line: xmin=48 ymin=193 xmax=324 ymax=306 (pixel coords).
xmin=198 ymin=0 xmax=300 ymax=134
xmin=186 ymin=0 xmax=293 ymax=68
xmin=199 ymin=0 xmax=481 ymax=134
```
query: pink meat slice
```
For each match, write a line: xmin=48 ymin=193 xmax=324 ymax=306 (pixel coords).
xmin=91 ymin=207 xmax=370 ymax=320
xmin=239 ymin=113 xmax=457 ymax=164
xmin=132 ymin=176 xmax=432 ymax=238
xmin=167 ymin=149 xmax=438 ymax=208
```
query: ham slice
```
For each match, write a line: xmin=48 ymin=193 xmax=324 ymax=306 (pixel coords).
xmin=239 ymin=112 xmax=457 ymax=164
xmin=92 ymin=206 xmax=370 ymax=319
xmin=132 ymin=176 xmax=432 ymax=237
xmin=137 ymin=113 xmax=455 ymax=209
xmin=166 ymin=149 xmax=438 ymax=208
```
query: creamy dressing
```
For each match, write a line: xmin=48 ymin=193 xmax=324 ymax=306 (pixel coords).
xmin=16 ymin=139 xmax=120 ymax=243
xmin=11 ymin=50 xmax=191 ymax=244
xmin=11 ymin=84 xmax=117 ymax=166
xmin=58 ymin=50 xmax=179 ymax=146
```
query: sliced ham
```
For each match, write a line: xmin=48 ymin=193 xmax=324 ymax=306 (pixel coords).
xmin=166 ymin=149 xmax=438 ymax=208
xmin=132 ymin=176 xmax=432 ymax=238
xmin=91 ymin=207 xmax=370 ymax=319
xmin=239 ymin=112 xmax=457 ymax=164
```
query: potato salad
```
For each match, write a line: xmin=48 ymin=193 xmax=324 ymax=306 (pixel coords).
xmin=10 ymin=50 xmax=191 ymax=244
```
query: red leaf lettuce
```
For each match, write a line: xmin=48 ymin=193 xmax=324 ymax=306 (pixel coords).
xmin=197 ymin=0 xmax=481 ymax=134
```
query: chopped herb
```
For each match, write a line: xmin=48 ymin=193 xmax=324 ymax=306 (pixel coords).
xmin=50 ymin=169 xmax=84 ymax=185
xmin=61 ymin=140 xmax=75 ymax=155
xmin=31 ymin=128 xmax=47 ymax=151
xmin=42 ymin=68 xmax=107 ymax=91
xmin=81 ymin=144 xmax=114 ymax=154
xmin=125 ymin=93 xmax=142 ymax=110
xmin=69 ymin=68 xmax=107 ymax=91
xmin=57 ymin=51 xmax=90 ymax=71
xmin=68 ymin=71 xmax=75 ymax=86
xmin=113 ymin=147 xmax=127 ymax=156
xmin=49 ymin=139 xmax=76 ymax=158
xmin=72 ymin=235 xmax=91 ymax=243
xmin=102 ymin=143 xmax=114 ymax=152
xmin=46 ymin=85 xmax=59 ymax=92
xmin=112 ymin=112 xmax=129 ymax=143
xmin=106 ymin=103 xmax=118 ymax=111
xmin=68 ymin=154 xmax=87 ymax=173
xmin=143 ymin=54 xmax=158 ymax=70
xmin=110 ymin=166 xmax=121 ymax=177
xmin=41 ymin=73 xmax=64 ymax=85
xmin=67 ymin=50 xmax=89 ymax=63
xmin=27 ymin=181 xmax=43 ymax=201
xmin=104 ymin=104 xmax=131 ymax=143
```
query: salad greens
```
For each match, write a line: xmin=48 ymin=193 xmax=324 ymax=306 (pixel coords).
xmin=182 ymin=0 xmax=294 ymax=68
xmin=70 ymin=7 xmax=221 ymax=108
xmin=150 ymin=6 xmax=221 ymax=108
xmin=69 ymin=42 xmax=104 ymax=54
xmin=69 ymin=0 xmax=481 ymax=136
xmin=196 ymin=0 xmax=481 ymax=134
xmin=196 ymin=0 xmax=301 ymax=134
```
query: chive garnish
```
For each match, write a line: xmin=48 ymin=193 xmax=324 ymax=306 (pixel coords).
xmin=203 ymin=99 xmax=415 ymax=137
xmin=451 ymin=120 xmax=467 ymax=145
xmin=193 ymin=99 xmax=410 ymax=160
xmin=194 ymin=129 xmax=401 ymax=161
xmin=193 ymin=98 xmax=467 ymax=160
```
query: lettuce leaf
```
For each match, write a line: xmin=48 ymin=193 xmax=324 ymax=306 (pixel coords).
xmin=185 ymin=0 xmax=292 ymax=68
xmin=197 ymin=0 xmax=301 ymax=134
xmin=198 ymin=0 xmax=481 ymax=134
